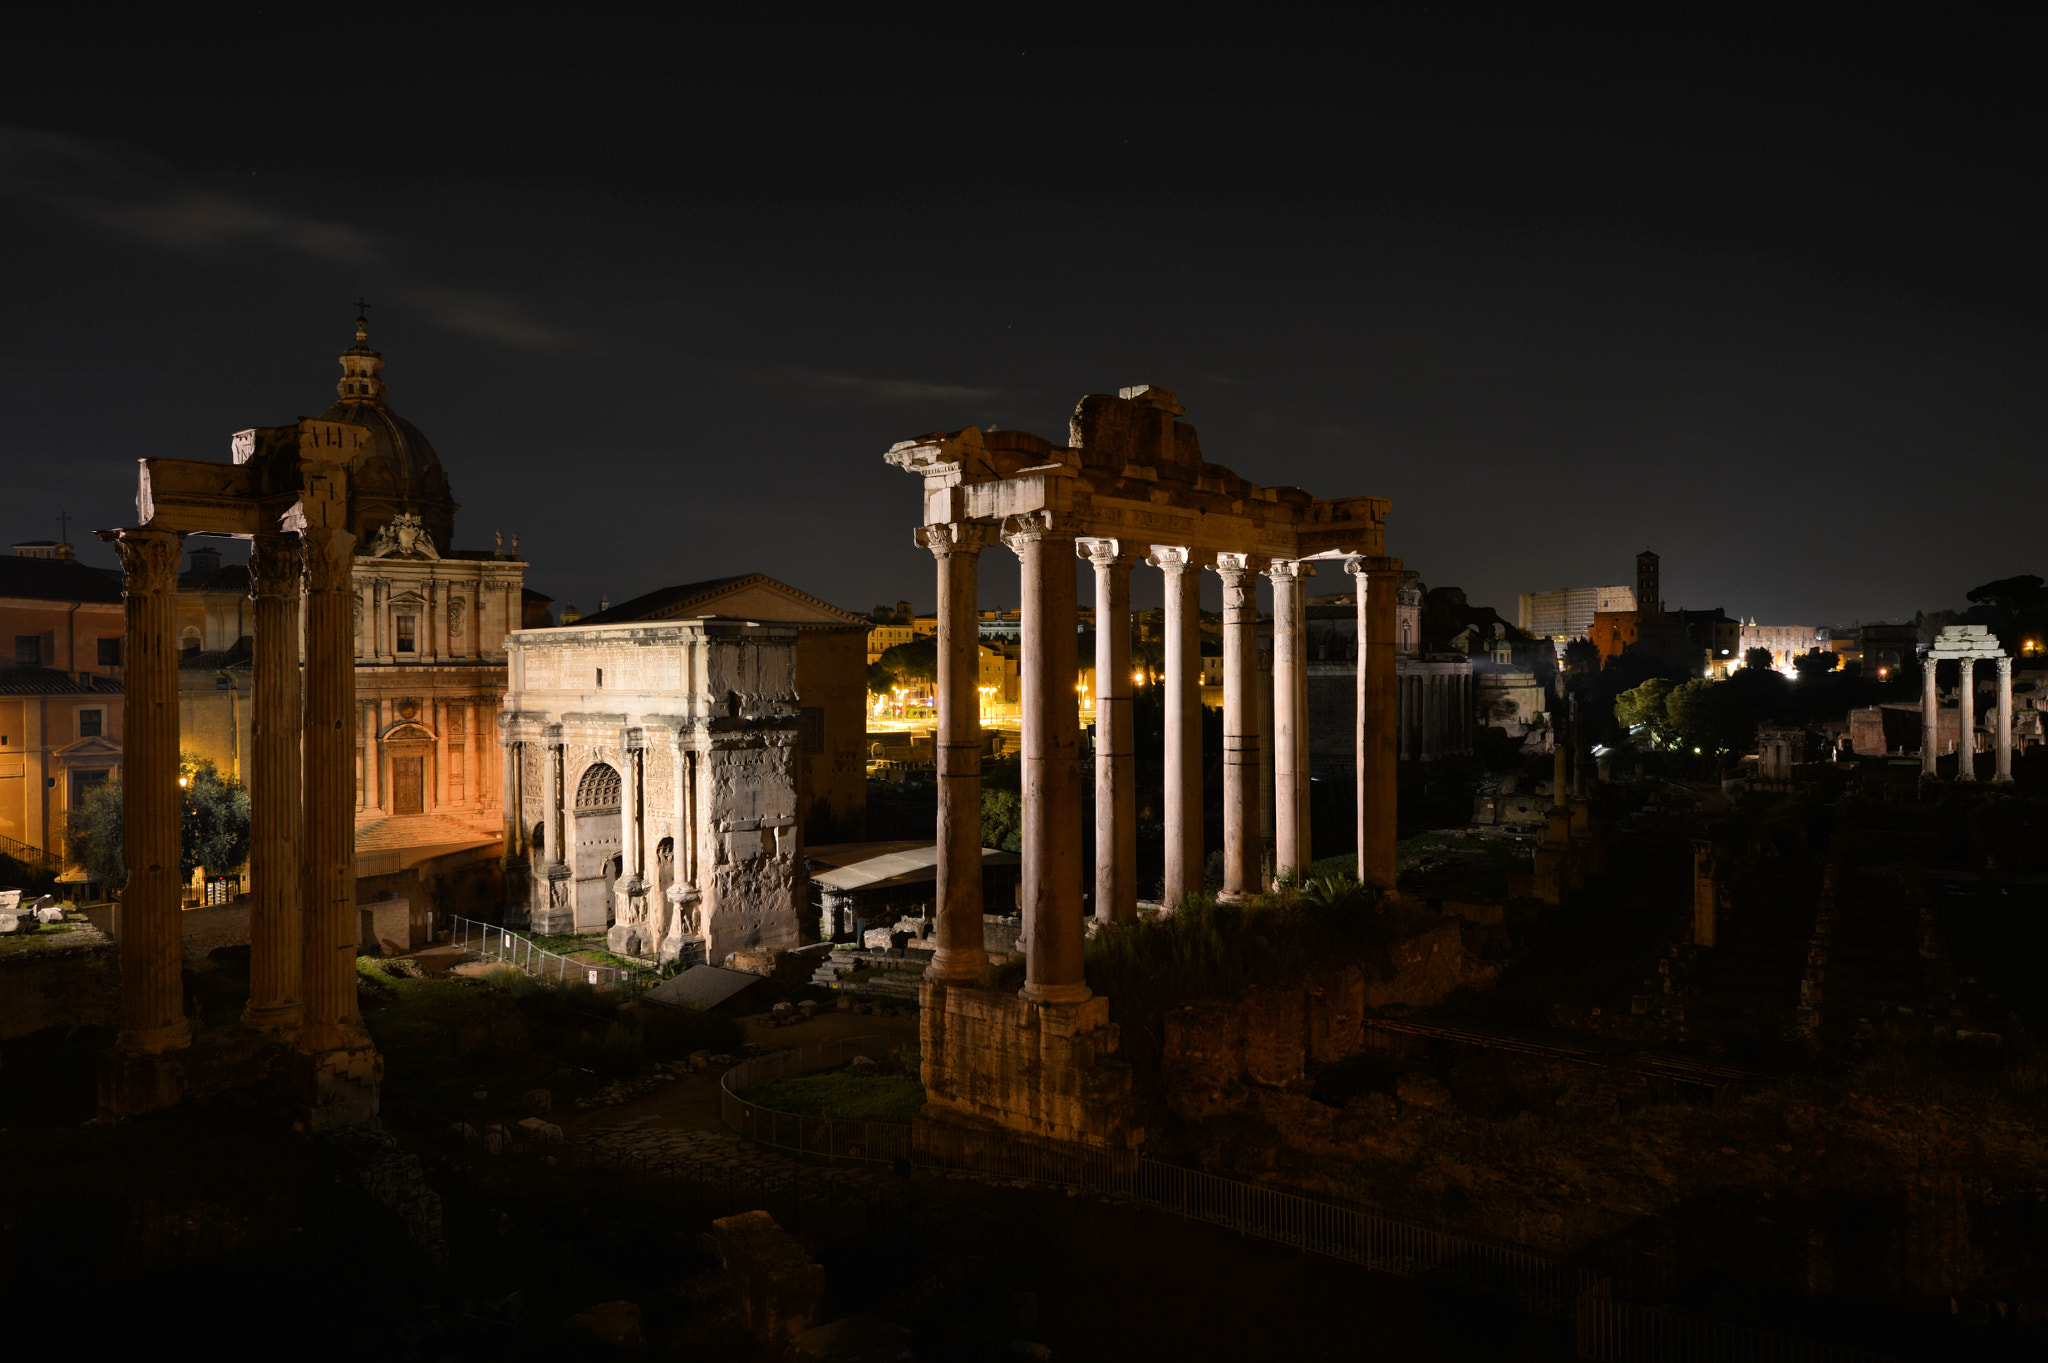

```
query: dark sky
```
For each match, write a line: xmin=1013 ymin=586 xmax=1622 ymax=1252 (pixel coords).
xmin=3 ymin=6 xmax=2040 ymax=626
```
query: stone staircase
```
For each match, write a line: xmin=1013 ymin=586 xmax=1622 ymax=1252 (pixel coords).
xmin=808 ymin=946 xmax=931 ymax=1002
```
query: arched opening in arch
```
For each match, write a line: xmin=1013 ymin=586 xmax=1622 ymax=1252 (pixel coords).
xmin=570 ymin=761 xmax=622 ymax=930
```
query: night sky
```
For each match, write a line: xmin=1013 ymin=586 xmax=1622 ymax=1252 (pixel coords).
xmin=3 ymin=8 xmax=2039 ymax=626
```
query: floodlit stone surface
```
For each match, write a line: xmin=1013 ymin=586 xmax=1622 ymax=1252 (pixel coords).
xmin=502 ymin=619 xmax=804 ymax=963
xmin=920 ymin=980 xmax=1139 ymax=1147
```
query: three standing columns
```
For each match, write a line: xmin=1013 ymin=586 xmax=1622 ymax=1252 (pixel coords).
xmin=924 ymin=522 xmax=997 ymax=984
xmin=1217 ymin=553 xmax=1266 ymax=902
xmin=1007 ymin=513 xmax=1089 ymax=1006
xmin=1267 ymin=559 xmax=1312 ymax=882
xmin=111 ymin=529 xmax=190 ymax=1057
xmin=243 ymin=532 xmax=304 ymax=1032
xmin=1082 ymin=539 xmax=1139 ymax=924
xmin=299 ymin=525 xmax=366 ymax=1053
xmin=1151 ymin=548 xmax=1205 ymax=909
xmin=1351 ymin=556 xmax=1403 ymax=893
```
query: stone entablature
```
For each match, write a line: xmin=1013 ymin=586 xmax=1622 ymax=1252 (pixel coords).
xmin=499 ymin=619 xmax=805 ymax=964
xmin=1922 ymin=625 xmax=2015 ymax=783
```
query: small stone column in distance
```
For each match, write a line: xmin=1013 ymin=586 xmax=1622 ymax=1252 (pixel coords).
xmin=299 ymin=524 xmax=368 ymax=1054
xmin=1957 ymin=657 xmax=1977 ymax=782
xmin=924 ymin=522 xmax=995 ymax=983
xmin=1921 ymin=657 xmax=1939 ymax=777
xmin=1995 ymin=656 xmax=2014 ymax=783
xmin=1216 ymin=553 xmax=1265 ymax=902
xmin=1350 ymin=557 xmax=1403 ymax=893
xmin=1151 ymin=546 xmax=1203 ymax=909
xmin=1081 ymin=538 xmax=1138 ymax=924
xmin=1008 ymin=513 xmax=1088 ymax=1006
xmin=1268 ymin=560 xmax=1312 ymax=883
xmin=243 ymin=531 xmax=304 ymax=1032
xmin=110 ymin=527 xmax=190 ymax=1057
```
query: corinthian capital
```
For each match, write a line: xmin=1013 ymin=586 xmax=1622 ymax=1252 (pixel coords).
xmin=1264 ymin=558 xmax=1315 ymax=583
xmin=112 ymin=528 xmax=184 ymax=595
xmin=248 ymin=532 xmax=304 ymax=601
xmin=300 ymin=526 xmax=359 ymax=591
xmin=916 ymin=521 xmax=1001 ymax=557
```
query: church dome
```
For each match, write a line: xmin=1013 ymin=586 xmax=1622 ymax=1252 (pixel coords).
xmin=316 ymin=312 xmax=459 ymax=552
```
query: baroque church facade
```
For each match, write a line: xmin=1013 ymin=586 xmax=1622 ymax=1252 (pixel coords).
xmin=179 ymin=316 xmax=541 ymax=940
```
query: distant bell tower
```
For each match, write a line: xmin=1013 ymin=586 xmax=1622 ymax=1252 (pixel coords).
xmin=1636 ymin=550 xmax=1661 ymax=617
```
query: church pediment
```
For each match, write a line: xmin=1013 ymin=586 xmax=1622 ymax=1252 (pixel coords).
xmin=52 ymin=735 xmax=123 ymax=761
xmin=379 ymin=720 xmax=437 ymax=743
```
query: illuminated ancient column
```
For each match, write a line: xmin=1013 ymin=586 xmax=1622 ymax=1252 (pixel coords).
xmin=434 ymin=699 xmax=452 ymax=809
xmin=1350 ymin=556 xmax=1402 ymax=892
xmin=1956 ymin=657 xmax=1977 ymax=782
xmin=1215 ymin=553 xmax=1264 ymax=901
xmin=611 ymin=738 xmax=646 ymax=951
xmin=1081 ymin=538 xmax=1138 ymax=924
xmin=543 ymin=729 xmax=565 ymax=866
xmin=243 ymin=531 xmax=304 ymax=1032
xmin=363 ymin=698 xmax=381 ymax=811
xmin=1151 ymin=546 xmax=1203 ymax=908
xmin=1995 ymin=656 xmax=2014 ymax=783
xmin=1921 ymin=657 xmax=1939 ymax=777
xmin=111 ymin=528 xmax=189 ymax=1055
xmin=500 ymin=725 xmax=524 ymax=863
xmin=1268 ymin=559 xmax=1312 ymax=882
xmin=1008 ymin=513 xmax=1088 ymax=1005
xmin=300 ymin=524 xmax=365 ymax=1052
xmin=924 ymin=522 xmax=995 ymax=983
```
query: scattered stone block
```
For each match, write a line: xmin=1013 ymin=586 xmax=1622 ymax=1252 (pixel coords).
xmin=36 ymin=906 xmax=67 ymax=924
xmin=571 ymin=1300 xmax=645 ymax=1349
xmin=836 ymin=995 xmax=853 ymax=1011
xmin=710 ymin=1054 xmax=735 ymax=1068
xmin=711 ymin=1210 xmax=826 ymax=1349
xmin=0 ymin=913 xmax=35 ymax=935
xmin=786 ymin=1314 xmax=915 ymax=1362
xmin=522 ymin=1087 xmax=552 ymax=1115
xmin=689 ymin=1049 xmax=712 ymax=1069
xmin=850 ymin=1054 xmax=877 ymax=1072
xmin=798 ymin=999 xmax=818 ymax=1019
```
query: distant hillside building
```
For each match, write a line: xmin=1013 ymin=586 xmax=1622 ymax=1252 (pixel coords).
xmin=1519 ymin=582 xmax=1636 ymax=652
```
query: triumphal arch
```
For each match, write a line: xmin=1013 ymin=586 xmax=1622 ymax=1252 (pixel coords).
xmin=887 ymin=384 xmax=1396 ymax=1146
xmin=498 ymin=618 xmax=808 ymax=964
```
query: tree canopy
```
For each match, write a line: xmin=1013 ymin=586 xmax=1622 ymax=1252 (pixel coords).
xmin=1742 ymin=647 xmax=1775 ymax=672
xmin=1792 ymin=648 xmax=1839 ymax=678
xmin=66 ymin=753 xmax=252 ymax=889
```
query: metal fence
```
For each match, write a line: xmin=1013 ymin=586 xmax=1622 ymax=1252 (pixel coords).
xmin=448 ymin=915 xmax=645 ymax=990
xmin=717 ymin=1038 xmax=1909 ymax=1362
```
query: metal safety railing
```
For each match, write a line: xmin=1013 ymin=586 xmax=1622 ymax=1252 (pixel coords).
xmin=447 ymin=914 xmax=644 ymax=991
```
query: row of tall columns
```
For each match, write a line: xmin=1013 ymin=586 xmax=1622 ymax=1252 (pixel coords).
xmin=109 ymin=519 xmax=363 ymax=1065
xmin=1154 ymin=548 xmax=1204 ymax=908
xmin=112 ymin=530 xmax=190 ymax=1055
xmin=1217 ymin=554 xmax=1263 ymax=902
xmin=1085 ymin=541 xmax=1139 ymax=924
xmin=243 ymin=532 xmax=304 ymax=1031
xmin=1010 ymin=516 xmax=1088 ymax=1005
xmin=1919 ymin=655 xmax=2017 ymax=783
xmin=1269 ymin=561 xmax=1311 ymax=882
xmin=926 ymin=523 xmax=995 ymax=982
xmin=921 ymin=523 xmax=1401 ymax=1007
xmin=299 ymin=526 xmax=365 ymax=1052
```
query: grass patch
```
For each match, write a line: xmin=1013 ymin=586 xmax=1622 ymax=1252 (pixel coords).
xmin=0 ymin=915 xmax=100 ymax=958
xmin=523 ymin=931 xmax=649 ymax=974
xmin=740 ymin=1064 xmax=926 ymax=1124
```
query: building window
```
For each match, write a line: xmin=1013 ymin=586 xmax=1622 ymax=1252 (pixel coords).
xmin=14 ymin=636 xmax=39 ymax=665
xmin=396 ymin=615 xmax=417 ymax=652
xmin=78 ymin=708 xmax=103 ymax=738
xmin=97 ymin=637 xmax=121 ymax=667
xmin=801 ymin=706 xmax=825 ymax=754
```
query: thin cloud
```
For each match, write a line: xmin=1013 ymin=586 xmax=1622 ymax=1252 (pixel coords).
xmin=395 ymin=286 xmax=588 ymax=354
xmin=0 ymin=127 xmax=384 ymax=265
xmin=775 ymin=366 xmax=996 ymax=402
xmin=0 ymin=126 xmax=580 ymax=352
